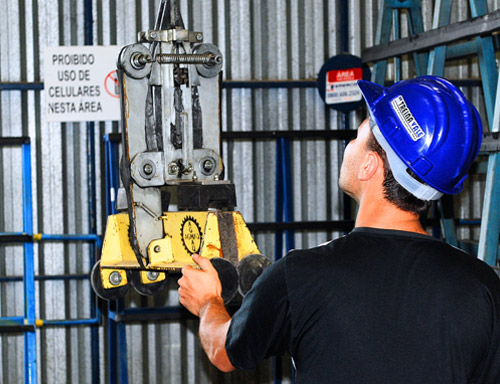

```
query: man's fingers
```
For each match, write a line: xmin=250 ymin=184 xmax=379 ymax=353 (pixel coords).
xmin=181 ymin=264 xmax=196 ymax=275
xmin=192 ymin=254 xmax=215 ymax=271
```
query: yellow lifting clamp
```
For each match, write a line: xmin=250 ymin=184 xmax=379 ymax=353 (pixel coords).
xmin=91 ymin=210 xmax=267 ymax=301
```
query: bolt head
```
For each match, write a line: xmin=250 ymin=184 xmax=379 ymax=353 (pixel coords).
xmin=143 ymin=163 xmax=153 ymax=175
xmin=147 ymin=271 xmax=160 ymax=281
xmin=169 ymin=164 xmax=179 ymax=175
xmin=109 ymin=271 xmax=122 ymax=286
xmin=154 ymin=245 xmax=161 ymax=253
xmin=203 ymin=160 xmax=214 ymax=171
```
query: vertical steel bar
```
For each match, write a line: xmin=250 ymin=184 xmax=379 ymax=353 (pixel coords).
xmin=84 ymin=0 xmax=100 ymax=382
xmin=104 ymin=136 xmax=119 ymax=384
xmin=118 ymin=311 xmax=129 ymax=384
xmin=340 ymin=0 xmax=352 ymax=229
xmin=478 ymin=56 xmax=500 ymax=265
xmin=474 ymin=35 xmax=497 ymax=125
xmin=283 ymin=138 xmax=295 ymax=254
xmin=88 ymin=120 xmax=100 ymax=384
xmin=274 ymin=138 xmax=284 ymax=262
xmin=282 ymin=137 xmax=295 ymax=383
xmin=22 ymin=141 xmax=37 ymax=384
xmin=108 ymin=304 xmax=118 ymax=384
xmin=478 ymin=153 xmax=500 ymax=265
xmin=407 ymin=2 xmax=427 ymax=76
xmin=470 ymin=0 xmax=500 ymax=265
xmin=372 ymin=4 xmax=393 ymax=84
xmin=274 ymin=138 xmax=297 ymax=383
xmin=393 ymin=10 xmax=401 ymax=82
xmin=273 ymin=138 xmax=284 ymax=384
xmin=426 ymin=0 xmax=452 ymax=76
xmin=104 ymin=136 xmax=129 ymax=384
xmin=427 ymin=0 xmax=457 ymax=247
xmin=470 ymin=0 xmax=498 ymax=125
xmin=105 ymin=136 xmax=117 ymax=217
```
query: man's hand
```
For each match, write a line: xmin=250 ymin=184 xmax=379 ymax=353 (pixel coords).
xmin=178 ymin=254 xmax=236 ymax=372
xmin=178 ymin=254 xmax=222 ymax=317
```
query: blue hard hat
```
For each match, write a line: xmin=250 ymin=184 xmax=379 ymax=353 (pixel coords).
xmin=358 ymin=76 xmax=482 ymax=200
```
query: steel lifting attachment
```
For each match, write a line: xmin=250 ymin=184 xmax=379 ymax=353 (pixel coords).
xmin=91 ymin=0 xmax=270 ymax=302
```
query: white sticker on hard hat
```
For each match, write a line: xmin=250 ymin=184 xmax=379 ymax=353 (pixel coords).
xmin=391 ymin=95 xmax=424 ymax=141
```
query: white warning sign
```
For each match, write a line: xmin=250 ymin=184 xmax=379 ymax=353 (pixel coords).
xmin=325 ymin=68 xmax=363 ymax=105
xmin=44 ymin=46 xmax=123 ymax=122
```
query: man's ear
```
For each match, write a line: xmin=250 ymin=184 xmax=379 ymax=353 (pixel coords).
xmin=358 ymin=151 xmax=381 ymax=181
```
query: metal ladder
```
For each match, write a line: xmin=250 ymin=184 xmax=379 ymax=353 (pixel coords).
xmin=366 ymin=0 xmax=500 ymax=266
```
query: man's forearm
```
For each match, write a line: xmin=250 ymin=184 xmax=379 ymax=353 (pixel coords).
xmin=198 ymin=297 xmax=236 ymax=372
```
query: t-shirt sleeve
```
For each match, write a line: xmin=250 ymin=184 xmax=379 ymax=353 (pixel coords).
xmin=225 ymin=257 xmax=291 ymax=370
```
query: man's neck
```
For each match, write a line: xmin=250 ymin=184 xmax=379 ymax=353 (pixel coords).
xmin=354 ymin=196 xmax=428 ymax=235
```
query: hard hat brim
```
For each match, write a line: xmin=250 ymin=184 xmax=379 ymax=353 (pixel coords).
xmin=357 ymin=80 xmax=385 ymax=108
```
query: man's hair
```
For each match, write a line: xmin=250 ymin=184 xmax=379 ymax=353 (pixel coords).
xmin=366 ymin=126 xmax=431 ymax=218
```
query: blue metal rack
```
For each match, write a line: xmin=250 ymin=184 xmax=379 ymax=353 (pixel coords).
xmin=0 ymin=1 xmax=102 ymax=383
xmin=365 ymin=0 xmax=500 ymax=267
xmin=0 ymin=138 xmax=36 ymax=383
xmin=0 ymin=137 xmax=103 ymax=383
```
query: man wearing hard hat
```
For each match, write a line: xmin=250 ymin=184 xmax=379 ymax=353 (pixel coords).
xmin=178 ymin=76 xmax=500 ymax=383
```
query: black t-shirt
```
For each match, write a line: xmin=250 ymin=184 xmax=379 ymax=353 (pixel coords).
xmin=226 ymin=228 xmax=500 ymax=383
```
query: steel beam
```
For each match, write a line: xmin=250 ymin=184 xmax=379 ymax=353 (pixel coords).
xmin=363 ymin=8 xmax=500 ymax=63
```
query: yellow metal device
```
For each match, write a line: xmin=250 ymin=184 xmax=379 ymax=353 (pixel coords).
xmin=90 ymin=1 xmax=271 ymax=302
xmin=92 ymin=210 xmax=263 ymax=300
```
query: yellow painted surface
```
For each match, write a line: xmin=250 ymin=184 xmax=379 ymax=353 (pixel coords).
xmin=100 ymin=211 xmax=260 ymax=273
xmin=101 ymin=214 xmax=138 ymax=267
xmin=233 ymin=211 xmax=261 ymax=259
xmin=149 ymin=237 xmax=174 ymax=266
xmin=199 ymin=212 xmax=223 ymax=259
xmin=162 ymin=212 xmax=208 ymax=265
xmin=101 ymin=268 xmax=128 ymax=289
xmin=138 ymin=270 xmax=167 ymax=285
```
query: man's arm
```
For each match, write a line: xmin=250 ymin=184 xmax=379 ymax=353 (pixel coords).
xmin=198 ymin=297 xmax=235 ymax=372
xmin=178 ymin=254 xmax=236 ymax=372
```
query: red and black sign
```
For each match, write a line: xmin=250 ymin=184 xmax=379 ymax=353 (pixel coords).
xmin=317 ymin=54 xmax=371 ymax=112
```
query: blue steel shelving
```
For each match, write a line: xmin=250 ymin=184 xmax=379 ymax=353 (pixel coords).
xmin=0 ymin=137 xmax=103 ymax=384
xmin=0 ymin=1 xmax=102 ymax=383
xmin=0 ymin=138 xmax=37 ymax=384
xmin=366 ymin=0 xmax=500 ymax=266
